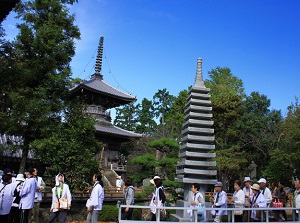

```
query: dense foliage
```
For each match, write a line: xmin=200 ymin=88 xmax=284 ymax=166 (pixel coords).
xmin=0 ymin=0 xmax=99 ymax=188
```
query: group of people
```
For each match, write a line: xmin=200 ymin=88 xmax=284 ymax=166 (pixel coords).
xmin=0 ymin=167 xmax=45 ymax=223
xmin=0 ymin=167 xmax=107 ymax=223
xmin=189 ymin=176 xmax=300 ymax=222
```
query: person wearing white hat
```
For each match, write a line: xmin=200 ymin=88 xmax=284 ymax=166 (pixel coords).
xmin=210 ymin=182 xmax=227 ymax=222
xmin=248 ymin=183 xmax=266 ymax=221
xmin=242 ymin=177 xmax=253 ymax=221
xmin=48 ymin=173 xmax=72 ymax=223
xmin=10 ymin=174 xmax=25 ymax=223
xmin=257 ymin=178 xmax=272 ymax=205
xmin=149 ymin=176 xmax=160 ymax=185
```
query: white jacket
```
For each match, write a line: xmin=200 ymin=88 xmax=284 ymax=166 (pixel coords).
xmin=51 ymin=183 xmax=72 ymax=212
xmin=86 ymin=182 xmax=104 ymax=210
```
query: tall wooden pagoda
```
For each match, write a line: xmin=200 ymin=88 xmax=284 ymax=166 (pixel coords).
xmin=70 ymin=36 xmax=142 ymax=171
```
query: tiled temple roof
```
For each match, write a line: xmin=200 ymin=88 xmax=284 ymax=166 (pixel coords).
xmin=70 ymin=75 xmax=136 ymax=104
xmin=95 ymin=123 xmax=142 ymax=139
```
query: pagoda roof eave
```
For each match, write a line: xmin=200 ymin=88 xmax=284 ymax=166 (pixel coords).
xmin=95 ymin=124 xmax=142 ymax=140
xmin=70 ymin=78 xmax=136 ymax=104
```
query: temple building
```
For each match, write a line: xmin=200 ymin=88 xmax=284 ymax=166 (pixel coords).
xmin=70 ymin=36 xmax=142 ymax=173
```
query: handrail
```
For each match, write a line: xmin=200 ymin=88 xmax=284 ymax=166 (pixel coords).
xmin=42 ymin=186 xmax=143 ymax=202
xmin=118 ymin=204 xmax=300 ymax=223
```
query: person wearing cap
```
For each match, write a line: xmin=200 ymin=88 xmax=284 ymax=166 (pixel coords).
xmin=210 ymin=182 xmax=227 ymax=222
xmin=29 ymin=167 xmax=46 ymax=223
xmin=248 ymin=183 xmax=266 ymax=221
xmin=0 ymin=174 xmax=15 ymax=222
xmin=19 ymin=168 xmax=37 ymax=223
xmin=242 ymin=176 xmax=253 ymax=221
xmin=48 ymin=173 xmax=72 ymax=223
xmin=257 ymin=178 xmax=272 ymax=206
xmin=10 ymin=173 xmax=25 ymax=223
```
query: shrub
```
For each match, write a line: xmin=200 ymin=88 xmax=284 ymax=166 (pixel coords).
xmin=98 ymin=205 xmax=119 ymax=222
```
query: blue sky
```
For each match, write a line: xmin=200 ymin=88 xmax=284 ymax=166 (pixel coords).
xmin=2 ymin=0 xmax=300 ymax=117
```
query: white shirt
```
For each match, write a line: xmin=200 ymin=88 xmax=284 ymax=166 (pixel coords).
xmin=243 ymin=186 xmax=253 ymax=206
xmin=51 ymin=183 xmax=72 ymax=212
xmin=260 ymin=187 xmax=272 ymax=205
xmin=233 ymin=189 xmax=245 ymax=209
xmin=0 ymin=183 xmax=15 ymax=215
xmin=86 ymin=182 xmax=104 ymax=211
xmin=212 ymin=190 xmax=228 ymax=216
xmin=250 ymin=192 xmax=267 ymax=220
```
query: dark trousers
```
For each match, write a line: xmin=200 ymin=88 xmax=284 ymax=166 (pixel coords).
xmin=121 ymin=208 xmax=133 ymax=220
xmin=0 ymin=214 xmax=10 ymax=223
xmin=9 ymin=206 xmax=20 ymax=223
xmin=20 ymin=209 xmax=30 ymax=223
xmin=234 ymin=214 xmax=243 ymax=222
xmin=48 ymin=210 xmax=67 ymax=223
xmin=151 ymin=213 xmax=156 ymax=221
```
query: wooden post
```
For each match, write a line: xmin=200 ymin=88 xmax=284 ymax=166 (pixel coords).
xmin=98 ymin=147 xmax=105 ymax=174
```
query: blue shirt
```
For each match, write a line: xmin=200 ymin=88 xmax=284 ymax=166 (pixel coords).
xmin=19 ymin=178 xmax=37 ymax=209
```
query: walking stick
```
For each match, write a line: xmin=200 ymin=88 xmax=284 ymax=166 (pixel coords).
xmin=248 ymin=187 xmax=250 ymax=222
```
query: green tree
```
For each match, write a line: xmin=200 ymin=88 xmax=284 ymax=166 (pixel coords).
xmin=153 ymin=89 xmax=174 ymax=137
xmin=114 ymin=102 xmax=139 ymax=131
xmin=136 ymin=98 xmax=157 ymax=135
xmin=0 ymin=0 xmax=100 ymax=180
xmin=129 ymin=153 xmax=157 ymax=184
xmin=235 ymin=92 xmax=282 ymax=173
xmin=31 ymin=101 xmax=100 ymax=190
xmin=164 ymin=89 xmax=188 ymax=140
xmin=205 ymin=67 xmax=245 ymax=184
xmin=263 ymin=98 xmax=300 ymax=183
xmin=148 ymin=138 xmax=179 ymax=179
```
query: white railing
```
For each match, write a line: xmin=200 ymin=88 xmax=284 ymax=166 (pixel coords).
xmin=111 ymin=163 xmax=125 ymax=170
xmin=118 ymin=205 xmax=300 ymax=223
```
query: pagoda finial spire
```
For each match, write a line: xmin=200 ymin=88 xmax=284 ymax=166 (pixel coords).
xmin=194 ymin=58 xmax=204 ymax=87
xmin=93 ymin=36 xmax=104 ymax=79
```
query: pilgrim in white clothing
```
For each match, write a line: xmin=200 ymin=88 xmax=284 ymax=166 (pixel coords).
xmin=48 ymin=174 xmax=72 ymax=223
xmin=86 ymin=174 xmax=105 ymax=223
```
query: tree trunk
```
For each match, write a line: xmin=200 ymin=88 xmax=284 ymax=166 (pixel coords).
xmin=19 ymin=144 xmax=29 ymax=174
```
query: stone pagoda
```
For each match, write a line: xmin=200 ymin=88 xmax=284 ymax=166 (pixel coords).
xmin=70 ymin=36 xmax=142 ymax=174
xmin=173 ymin=58 xmax=217 ymax=221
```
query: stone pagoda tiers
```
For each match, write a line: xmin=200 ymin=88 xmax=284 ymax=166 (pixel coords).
xmin=173 ymin=58 xmax=217 ymax=221
xmin=70 ymin=36 xmax=142 ymax=171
